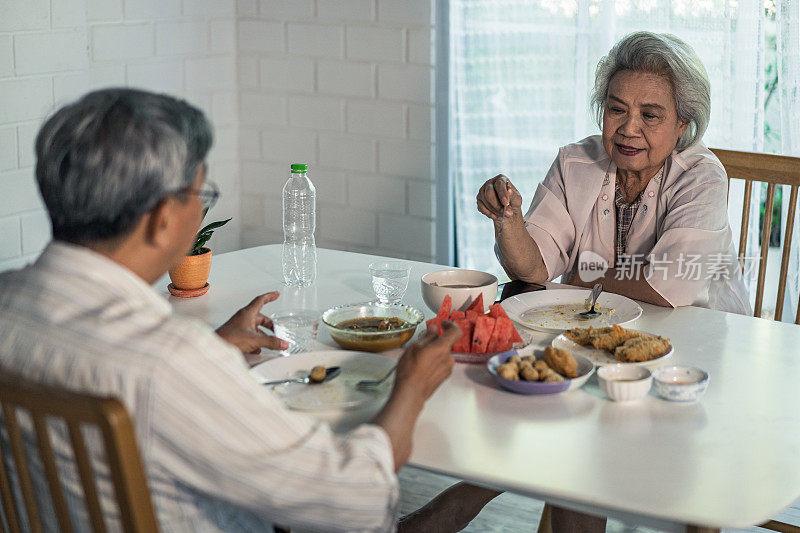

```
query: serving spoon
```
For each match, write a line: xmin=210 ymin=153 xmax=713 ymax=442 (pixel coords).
xmin=260 ymin=366 xmax=341 ymax=387
xmin=578 ymin=283 xmax=603 ymax=319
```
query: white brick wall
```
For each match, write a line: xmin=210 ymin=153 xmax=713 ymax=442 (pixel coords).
xmin=0 ymin=0 xmax=240 ymax=271
xmin=1 ymin=0 xmax=437 ymax=271
xmin=239 ymin=0 xmax=437 ymax=261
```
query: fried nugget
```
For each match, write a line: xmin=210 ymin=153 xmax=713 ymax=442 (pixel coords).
xmin=543 ymin=346 xmax=578 ymax=378
xmin=614 ymin=335 xmax=671 ymax=363
xmin=543 ymin=371 xmax=565 ymax=383
xmin=508 ymin=355 xmax=522 ymax=365
xmin=589 ymin=324 xmax=641 ymax=352
xmin=520 ymin=366 xmax=539 ymax=382
xmin=533 ymin=360 xmax=549 ymax=374
xmin=564 ymin=327 xmax=592 ymax=346
xmin=497 ymin=363 xmax=519 ymax=380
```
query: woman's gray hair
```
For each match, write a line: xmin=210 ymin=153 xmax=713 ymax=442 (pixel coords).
xmin=590 ymin=31 xmax=711 ymax=152
xmin=35 ymin=88 xmax=213 ymax=243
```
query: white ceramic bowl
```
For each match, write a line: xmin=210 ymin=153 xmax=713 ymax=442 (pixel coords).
xmin=420 ymin=269 xmax=498 ymax=314
xmin=652 ymin=366 xmax=710 ymax=402
xmin=597 ymin=364 xmax=652 ymax=402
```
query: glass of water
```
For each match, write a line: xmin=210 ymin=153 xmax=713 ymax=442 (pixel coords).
xmin=369 ymin=261 xmax=412 ymax=304
xmin=269 ymin=309 xmax=321 ymax=355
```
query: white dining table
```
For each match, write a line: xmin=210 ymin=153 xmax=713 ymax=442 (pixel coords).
xmin=159 ymin=244 xmax=800 ymax=532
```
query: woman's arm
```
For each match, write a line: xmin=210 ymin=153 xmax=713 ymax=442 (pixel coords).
xmin=566 ymin=270 xmax=672 ymax=307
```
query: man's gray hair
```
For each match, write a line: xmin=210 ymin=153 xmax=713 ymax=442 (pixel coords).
xmin=35 ymin=88 xmax=213 ymax=243
xmin=590 ymin=31 xmax=711 ymax=152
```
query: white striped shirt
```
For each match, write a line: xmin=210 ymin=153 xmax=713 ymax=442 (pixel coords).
xmin=0 ymin=242 xmax=398 ymax=532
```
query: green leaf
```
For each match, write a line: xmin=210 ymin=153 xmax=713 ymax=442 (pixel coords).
xmin=194 ymin=234 xmax=211 ymax=251
xmin=197 ymin=218 xmax=231 ymax=235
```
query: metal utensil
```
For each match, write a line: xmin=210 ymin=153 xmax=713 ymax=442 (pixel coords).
xmin=260 ymin=366 xmax=341 ymax=387
xmin=498 ymin=176 xmax=510 ymax=234
xmin=578 ymin=283 xmax=603 ymax=319
xmin=355 ymin=365 xmax=397 ymax=391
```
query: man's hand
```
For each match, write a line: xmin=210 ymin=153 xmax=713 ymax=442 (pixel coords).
xmin=373 ymin=321 xmax=462 ymax=470
xmin=393 ymin=321 xmax=462 ymax=402
xmin=216 ymin=292 xmax=289 ymax=361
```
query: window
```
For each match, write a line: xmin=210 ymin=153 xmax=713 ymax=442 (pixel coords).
xmin=443 ymin=0 xmax=800 ymax=318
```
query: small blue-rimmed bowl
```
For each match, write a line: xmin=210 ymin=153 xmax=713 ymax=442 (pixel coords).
xmin=652 ymin=366 xmax=709 ymax=402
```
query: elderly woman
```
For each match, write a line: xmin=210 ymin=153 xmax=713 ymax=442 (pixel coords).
xmin=477 ymin=31 xmax=750 ymax=314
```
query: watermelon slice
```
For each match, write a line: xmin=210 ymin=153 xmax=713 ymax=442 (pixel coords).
xmin=465 ymin=293 xmax=484 ymax=313
xmin=452 ymin=319 xmax=473 ymax=353
xmin=497 ymin=316 xmax=522 ymax=344
xmin=487 ymin=303 xmax=509 ymax=319
xmin=426 ymin=317 xmax=443 ymax=336
xmin=450 ymin=310 xmax=466 ymax=321
xmin=470 ymin=316 xmax=496 ymax=354
xmin=465 ymin=310 xmax=482 ymax=324
xmin=436 ymin=295 xmax=452 ymax=320
xmin=486 ymin=317 xmax=514 ymax=352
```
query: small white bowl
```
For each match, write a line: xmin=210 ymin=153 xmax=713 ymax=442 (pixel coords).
xmin=597 ymin=364 xmax=652 ymax=402
xmin=420 ymin=269 xmax=498 ymax=313
xmin=652 ymin=366 xmax=710 ymax=402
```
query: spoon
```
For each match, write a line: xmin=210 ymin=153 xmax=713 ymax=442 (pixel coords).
xmin=578 ymin=283 xmax=603 ymax=319
xmin=498 ymin=176 xmax=510 ymax=234
xmin=260 ymin=366 xmax=341 ymax=387
xmin=355 ymin=365 xmax=397 ymax=391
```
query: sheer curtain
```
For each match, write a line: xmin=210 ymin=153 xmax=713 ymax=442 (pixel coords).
xmin=778 ymin=0 xmax=800 ymax=320
xmin=450 ymin=0 xmax=774 ymax=295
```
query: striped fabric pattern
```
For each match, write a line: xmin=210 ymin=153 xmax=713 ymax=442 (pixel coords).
xmin=0 ymin=242 xmax=398 ymax=532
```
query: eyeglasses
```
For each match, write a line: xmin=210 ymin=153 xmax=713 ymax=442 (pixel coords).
xmin=169 ymin=179 xmax=220 ymax=212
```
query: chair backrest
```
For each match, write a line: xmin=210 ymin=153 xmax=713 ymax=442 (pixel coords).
xmin=0 ymin=377 xmax=158 ymax=533
xmin=710 ymin=148 xmax=800 ymax=322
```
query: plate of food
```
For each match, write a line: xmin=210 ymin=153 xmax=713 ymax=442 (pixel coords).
xmin=501 ymin=289 xmax=642 ymax=333
xmin=250 ymin=350 xmax=396 ymax=410
xmin=487 ymin=347 xmax=595 ymax=395
xmin=551 ymin=324 xmax=673 ymax=369
xmin=424 ymin=295 xmax=536 ymax=363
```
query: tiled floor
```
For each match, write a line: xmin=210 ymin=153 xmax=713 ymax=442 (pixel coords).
xmin=399 ymin=467 xmax=800 ymax=532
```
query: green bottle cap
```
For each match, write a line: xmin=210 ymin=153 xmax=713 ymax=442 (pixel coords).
xmin=290 ymin=163 xmax=308 ymax=172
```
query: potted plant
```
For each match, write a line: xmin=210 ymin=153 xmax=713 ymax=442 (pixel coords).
xmin=168 ymin=218 xmax=231 ymax=296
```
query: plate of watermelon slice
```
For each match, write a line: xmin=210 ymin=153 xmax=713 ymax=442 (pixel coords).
xmin=424 ymin=294 xmax=535 ymax=363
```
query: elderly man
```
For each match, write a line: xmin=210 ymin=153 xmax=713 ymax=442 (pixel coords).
xmin=0 ymin=88 xmax=461 ymax=532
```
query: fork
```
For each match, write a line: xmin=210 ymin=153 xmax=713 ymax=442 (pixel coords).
xmin=355 ymin=365 xmax=397 ymax=391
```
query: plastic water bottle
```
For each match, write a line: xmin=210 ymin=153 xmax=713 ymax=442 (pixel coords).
xmin=282 ymin=163 xmax=317 ymax=286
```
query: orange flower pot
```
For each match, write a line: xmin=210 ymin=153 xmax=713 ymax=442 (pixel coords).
xmin=168 ymin=248 xmax=212 ymax=290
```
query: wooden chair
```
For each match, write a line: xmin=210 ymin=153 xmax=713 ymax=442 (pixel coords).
xmin=711 ymin=149 xmax=800 ymax=531
xmin=710 ymin=148 xmax=800 ymax=322
xmin=0 ymin=377 xmax=158 ymax=533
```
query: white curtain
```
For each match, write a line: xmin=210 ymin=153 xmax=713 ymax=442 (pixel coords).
xmin=778 ymin=0 xmax=800 ymax=321
xmin=450 ymin=0 xmax=777 ymax=300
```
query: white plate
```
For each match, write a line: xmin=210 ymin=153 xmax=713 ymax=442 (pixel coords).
xmin=501 ymin=289 xmax=643 ymax=333
xmin=250 ymin=351 xmax=396 ymax=411
xmin=552 ymin=332 xmax=673 ymax=370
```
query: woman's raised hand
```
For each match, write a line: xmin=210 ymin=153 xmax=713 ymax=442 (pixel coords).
xmin=476 ymin=174 xmax=522 ymax=223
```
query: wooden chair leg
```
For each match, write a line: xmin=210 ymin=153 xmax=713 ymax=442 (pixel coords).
xmin=757 ymin=520 xmax=800 ymax=533
xmin=537 ymin=502 xmax=552 ymax=533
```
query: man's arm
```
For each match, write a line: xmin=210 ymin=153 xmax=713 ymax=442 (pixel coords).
xmin=371 ymin=323 xmax=462 ymax=470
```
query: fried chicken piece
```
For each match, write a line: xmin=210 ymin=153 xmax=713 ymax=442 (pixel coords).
xmin=564 ymin=327 xmax=592 ymax=346
xmin=533 ymin=360 xmax=549 ymax=374
xmin=614 ymin=335 xmax=671 ymax=363
xmin=589 ymin=324 xmax=641 ymax=352
xmin=543 ymin=346 xmax=578 ymax=378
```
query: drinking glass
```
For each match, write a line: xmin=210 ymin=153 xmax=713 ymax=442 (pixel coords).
xmin=369 ymin=261 xmax=412 ymax=303
xmin=269 ymin=310 xmax=321 ymax=355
